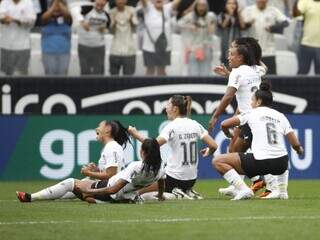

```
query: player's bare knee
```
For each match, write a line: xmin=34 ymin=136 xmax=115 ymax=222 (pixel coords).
xmin=212 ymin=157 xmax=222 ymax=170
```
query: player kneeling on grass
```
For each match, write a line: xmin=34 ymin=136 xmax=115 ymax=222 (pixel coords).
xmin=212 ymin=81 xmax=304 ymax=200
xmin=128 ymin=95 xmax=218 ymax=200
xmin=75 ymin=138 xmax=165 ymax=203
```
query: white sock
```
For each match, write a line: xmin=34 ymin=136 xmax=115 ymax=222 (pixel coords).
xmin=31 ymin=178 xmax=75 ymax=201
xmin=278 ymin=170 xmax=289 ymax=194
xmin=240 ymin=175 xmax=245 ymax=180
xmin=139 ymin=192 xmax=157 ymax=201
xmin=140 ymin=192 xmax=158 ymax=201
xmin=139 ymin=192 xmax=178 ymax=201
xmin=223 ymin=169 xmax=249 ymax=191
xmin=163 ymin=192 xmax=180 ymax=200
xmin=264 ymin=174 xmax=278 ymax=192
xmin=60 ymin=192 xmax=76 ymax=199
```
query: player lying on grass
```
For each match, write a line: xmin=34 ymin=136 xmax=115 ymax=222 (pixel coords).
xmin=17 ymin=120 xmax=130 ymax=202
xmin=212 ymin=81 xmax=304 ymax=200
xmin=128 ymin=94 xmax=218 ymax=200
xmin=74 ymin=138 xmax=165 ymax=203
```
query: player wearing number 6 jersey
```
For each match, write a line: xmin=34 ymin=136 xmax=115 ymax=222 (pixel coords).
xmin=212 ymin=82 xmax=304 ymax=200
xmin=128 ymin=95 xmax=217 ymax=199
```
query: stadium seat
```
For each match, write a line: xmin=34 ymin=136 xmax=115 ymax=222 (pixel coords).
xmin=275 ymin=50 xmax=298 ymax=75
xmin=274 ymin=34 xmax=288 ymax=50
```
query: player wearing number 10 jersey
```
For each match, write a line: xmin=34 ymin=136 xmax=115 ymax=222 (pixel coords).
xmin=128 ymin=95 xmax=217 ymax=198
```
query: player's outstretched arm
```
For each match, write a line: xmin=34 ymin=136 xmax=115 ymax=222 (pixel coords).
xmin=200 ymin=135 xmax=218 ymax=157
xmin=208 ymin=87 xmax=237 ymax=132
xmin=75 ymin=179 xmax=127 ymax=196
xmin=128 ymin=126 xmax=146 ymax=143
xmin=213 ymin=64 xmax=230 ymax=77
xmin=156 ymin=179 xmax=165 ymax=201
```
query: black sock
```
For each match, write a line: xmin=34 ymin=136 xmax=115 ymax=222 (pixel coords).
xmin=25 ymin=193 xmax=31 ymax=202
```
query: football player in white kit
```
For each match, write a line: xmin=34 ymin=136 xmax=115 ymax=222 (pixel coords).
xmin=75 ymin=138 xmax=165 ymax=203
xmin=209 ymin=37 xmax=265 ymax=152
xmin=128 ymin=95 xmax=218 ymax=199
xmin=212 ymin=81 xmax=304 ymax=200
xmin=210 ymin=37 xmax=271 ymax=196
xmin=16 ymin=120 xmax=131 ymax=202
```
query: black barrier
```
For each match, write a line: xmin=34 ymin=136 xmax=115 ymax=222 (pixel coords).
xmin=0 ymin=76 xmax=319 ymax=115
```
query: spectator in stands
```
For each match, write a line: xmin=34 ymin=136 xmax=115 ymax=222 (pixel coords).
xmin=0 ymin=0 xmax=36 ymax=75
xmin=77 ymin=0 xmax=110 ymax=75
xmin=242 ymin=0 xmax=289 ymax=74
xmin=178 ymin=0 xmax=215 ymax=76
xmin=293 ymin=0 xmax=320 ymax=75
xmin=41 ymin=0 xmax=72 ymax=75
xmin=140 ymin=0 xmax=182 ymax=76
xmin=109 ymin=0 xmax=138 ymax=75
xmin=217 ymin=0 xmax=246 ymax=66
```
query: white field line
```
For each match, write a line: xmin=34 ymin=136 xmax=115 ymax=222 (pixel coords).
xmin=0 ymin=216 xmax=320 ymax=226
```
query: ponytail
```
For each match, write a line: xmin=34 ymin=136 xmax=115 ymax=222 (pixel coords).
xmin=184 ymin=96 xmax=192 ymax=117
xmin=105 ymin=120 xmax=131 ymax=149
xmin=171 ymin=95 xmax=192 ymax=117
xmin=255 ymin=80 xmax=273 ymax=106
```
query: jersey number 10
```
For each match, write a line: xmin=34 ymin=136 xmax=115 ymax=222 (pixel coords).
xmin=181 ymin=141 xmax=198 ymax=166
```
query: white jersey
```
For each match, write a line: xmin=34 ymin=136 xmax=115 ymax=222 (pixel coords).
xmin=238 ymin=107 xmax=293 ymax=160
xmin=228 ymin=65 xmax=261 ymax=114
xmin=98 ymin=140 xmax=125 ymax=172
xmin=77 ymin=7 xmax=110 ymax=47
xmin=253 ymin=65 xmax=267 ymax=77
xmin=142 ymin=2 xmax=173 ymax=52
xmin=159 ymin=117 xmax=208 ymax=180
xmin=0 ymin=0 xmax=36 ymax=50
xmin=108 ymin=161 xmax=165 ymax=200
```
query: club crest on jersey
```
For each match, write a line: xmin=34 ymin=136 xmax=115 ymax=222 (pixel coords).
xmin=169 ymin=130 xmax=175 ymax=139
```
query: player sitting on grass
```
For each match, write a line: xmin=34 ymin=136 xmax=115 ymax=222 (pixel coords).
xmin=16 ymin=120 xmax=130 ymax=202
xmin=74 ymin=138 xmax=165 ymax=203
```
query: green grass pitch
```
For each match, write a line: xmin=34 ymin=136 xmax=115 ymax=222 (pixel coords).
xmin=1 ymin=180 xmax=320 ymax=240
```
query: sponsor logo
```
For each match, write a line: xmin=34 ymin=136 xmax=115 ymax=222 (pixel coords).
xmin=39 ymin=126 xmax=313 ymax=180
xmin=1 ymin=84 xmax=308 ymax=114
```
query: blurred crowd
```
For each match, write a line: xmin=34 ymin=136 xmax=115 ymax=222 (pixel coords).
xmin=0 ymin=0 xmax=319 ymax=76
